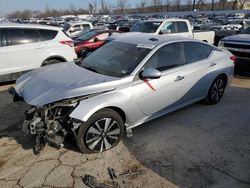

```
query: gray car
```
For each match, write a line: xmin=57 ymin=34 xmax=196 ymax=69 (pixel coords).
xmin=10 ymin=34 xmax=235 ymax=154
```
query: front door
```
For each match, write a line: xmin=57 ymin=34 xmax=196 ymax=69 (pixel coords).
xmin=132 ymin=42 xmax=189 ymax=116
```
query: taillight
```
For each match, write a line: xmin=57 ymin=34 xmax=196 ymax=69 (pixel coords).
xmin=230 ymin=55 xmax=237 ymax=64
xmin=59 ymin=40 xmax=74 ymax=47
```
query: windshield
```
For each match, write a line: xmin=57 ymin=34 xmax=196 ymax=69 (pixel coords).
xmin=63 ymin=23 xmax=71 ymax=31
xmin=80 ymin=41 xmax=151 ymax=77
xmin=130 ymin=21 xmax=162 ymax=33
xmin=77 ymin=31 xmax=97 ymax=41
xmin=240 ymin=26 xmax=250 ymax=34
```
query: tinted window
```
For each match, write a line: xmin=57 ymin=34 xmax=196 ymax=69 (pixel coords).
xmin=82 ymin=24 xmax=90 ymax=30
xmin=130 ymin=21 xmax=162 ymax=33
xmin=7 ymin=28 xmax=39 ymax=46
xmin=145 ymin=43 xmax=182 ymax=71
xmin=38 ymin=29 xmax=58 ymax=41
xmin=183 ymin=42 xmax=212 ymax=64
xmin=241 ymin=26 xmax=250 ymax=34
xmin=73 ymin=25 xmax=81 ymax=31
xmin=176 ymin=22 xmax=188 ymax=32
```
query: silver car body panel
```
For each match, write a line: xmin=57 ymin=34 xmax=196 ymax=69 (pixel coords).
xmin=15 ymin=34 xmax=234 ymax=129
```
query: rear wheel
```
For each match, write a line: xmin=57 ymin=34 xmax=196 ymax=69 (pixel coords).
xmin=205 ymin=75 xmax=227 ymax=105
xmin=77 ymin=109 xmax=124 ymax=153
xmin=43 ymin=59 xmax=62 ymax=66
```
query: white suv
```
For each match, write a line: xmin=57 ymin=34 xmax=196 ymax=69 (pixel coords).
xmin=0 ymin=24 xmax=77 ymax=82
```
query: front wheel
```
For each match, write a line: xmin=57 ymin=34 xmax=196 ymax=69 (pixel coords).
xmin=205 ymin=75 xmax=227 ymax=105
xmin=77 ymin=109 xmax=124 ymax=153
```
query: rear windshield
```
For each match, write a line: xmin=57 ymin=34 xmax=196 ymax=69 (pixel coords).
xmin=130 ymin=21 xmax=162 ymax=33
xmin=77 ymin=31 xmax=97 ymax=41
xmin=38 ymin=29 xmax=58 ymax=41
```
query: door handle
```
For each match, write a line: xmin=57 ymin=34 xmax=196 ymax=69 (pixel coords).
xmin=175 ymin=75 xmax=184 ymax=81
xmin=210 ymin=62 xmax=217 ymax=67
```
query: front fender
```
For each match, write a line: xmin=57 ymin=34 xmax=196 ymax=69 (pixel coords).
xmin=69 ymin=90 xmax=132 ymax=123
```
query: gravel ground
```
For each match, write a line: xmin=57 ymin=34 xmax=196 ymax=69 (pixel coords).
xmin=0 ymin=78 xmax=249 ymax=188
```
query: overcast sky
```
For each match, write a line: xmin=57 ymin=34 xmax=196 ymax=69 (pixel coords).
xmin=0 ymin=0 xmax=143 ymax=17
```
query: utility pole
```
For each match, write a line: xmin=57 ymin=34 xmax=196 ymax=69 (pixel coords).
xmin=212 ymin=0 xmax=214 ymax=11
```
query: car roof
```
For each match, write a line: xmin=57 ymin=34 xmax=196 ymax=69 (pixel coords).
xmin=143 ymin=18 xmax=188 ymax=22
xmin=0 ymin=23 xmax=62 ymax=30
xmin=68 ymin=21 xmax=92 ymax=25
xmin=115 ymin=33 xmax=198 ymax=47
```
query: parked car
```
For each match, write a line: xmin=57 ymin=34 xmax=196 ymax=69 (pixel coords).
xmin=0 ymin=24 xmax=77 ymax=82
xmin=192 ymin=19 xmax=213 ymax=30
xmin=10 ymin=34 xmax=234 ymax=154
xmin=218 ymin=26 xmax=250 ymax=75
xmin=117 ymin=19 xmax=215 ymax=44
xmin=74 ymin=29 xmax=120 ymax=57
xmin=63 ymin=21 xmax=93 ymax=37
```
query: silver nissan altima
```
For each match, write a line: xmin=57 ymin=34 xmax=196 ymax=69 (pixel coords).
xmin=10 ymin=34 xmax=235 ymax=154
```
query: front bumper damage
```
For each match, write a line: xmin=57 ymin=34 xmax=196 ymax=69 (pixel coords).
xmin=9 ymin=87 xmax=82 ymax=154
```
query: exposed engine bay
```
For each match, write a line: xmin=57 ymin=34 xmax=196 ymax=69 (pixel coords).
xmin=22 ymin=99 xmax=82 ymax=154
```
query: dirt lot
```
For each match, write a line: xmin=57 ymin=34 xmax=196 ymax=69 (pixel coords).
xmin=0 ymin=78 xmax=250 ymax=188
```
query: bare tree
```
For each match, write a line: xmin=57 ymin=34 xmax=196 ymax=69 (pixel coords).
xmin=219 ymin=0 xmax=227 ymax=10
xmin=186 ymin=0 xmax=193 ymax=11
xmin=136 ymin=0 xmax=147 ymax=13
xmin=164 ymin=0 xmax=171 ymax=12
xmin=93 ymin=1 xmax=98 ymax=15
xmin=172 ymin=0 xmax=181 ymax=11
xmin=117 ymin=0 xmax=128 ymax=14
xmin=151 ymin=0 xmax=163 ymax=12
xmin=100 ymin=0 xmax=110 ymax=14
xmin=88 ymin=3 xmax=94 ymax=14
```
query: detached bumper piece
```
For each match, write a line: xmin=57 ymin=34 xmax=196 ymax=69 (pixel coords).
xmin=8 ymin=87 xmax=23 ymax=102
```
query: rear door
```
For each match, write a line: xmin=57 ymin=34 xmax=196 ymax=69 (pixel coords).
xmin=0 ymin=29 xmax=10 ymax=75
xmin=179 ymin=41 xmax=214 ymax=102
xmin=6 ymin=28 xmax=41 ymax=72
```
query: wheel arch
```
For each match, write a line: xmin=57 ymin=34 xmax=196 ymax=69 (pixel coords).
xmin=217 ymin=73 xmax=228 ymax=84
xmin=42 ymin=55 xmax=67 ymax=66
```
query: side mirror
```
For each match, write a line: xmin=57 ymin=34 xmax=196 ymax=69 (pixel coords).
xmin=141 ymin=68 xmax=161 ymax=79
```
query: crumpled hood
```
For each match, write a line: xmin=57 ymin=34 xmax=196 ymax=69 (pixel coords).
xmin=221 ymin=34 xmax=250 ymax=43
xmin=15 ymin=62 xmax=119 ymax=106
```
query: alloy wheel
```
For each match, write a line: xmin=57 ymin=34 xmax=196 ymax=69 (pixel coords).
xmin=211 ymin=78 xmax=225 ymax=102
xmin=85 ymin=118 xmax=121 ymax=152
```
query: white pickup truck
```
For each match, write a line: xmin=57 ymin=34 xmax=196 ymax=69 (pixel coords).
xmin=112 ymin=19 xmax=215 ymax=45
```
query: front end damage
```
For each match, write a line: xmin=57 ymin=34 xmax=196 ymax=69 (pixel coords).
xmin=22 ymin=100 xmax=82 ymax=154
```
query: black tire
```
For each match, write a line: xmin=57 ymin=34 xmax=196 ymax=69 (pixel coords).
xmin=77 ymin=108 xmax=124 ymax=153
xmin=78 ymin=48 xmax=89 ymax=58
xmin=43 ymin=59 xmax=62 ymax=66
xmin=205 ymin=75 xmax=227 ymax=105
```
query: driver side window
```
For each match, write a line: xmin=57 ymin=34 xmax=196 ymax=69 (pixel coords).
xmin=144 ymin=43 xmax=182 ymax=72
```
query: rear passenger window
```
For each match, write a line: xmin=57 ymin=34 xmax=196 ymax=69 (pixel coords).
xmin=82 ymin=24 xmax=91 ymax=30
xmin=73 ymin=25 xmax=81 ymax=31
xmin=183 ymin=42 xmax=212 ymax=64
xmin=38 ymin=29 xmax=58 ymax=41
xmin=7 ymin=28 xmax=39 ymax=46
xmin=145 ymin=43 xmax=182 ymax=71
xmin=176 ymin=22 xmax=188 ymax=32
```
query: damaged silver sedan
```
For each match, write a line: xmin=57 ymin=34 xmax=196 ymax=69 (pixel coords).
xmin=10 ymin=34 xmax=234 ymax=154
